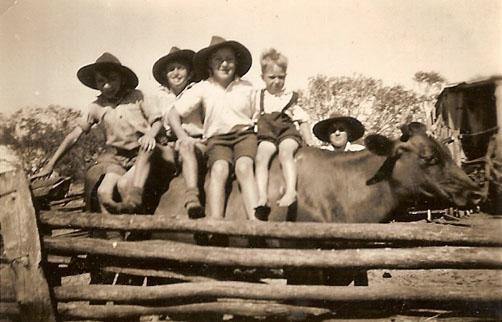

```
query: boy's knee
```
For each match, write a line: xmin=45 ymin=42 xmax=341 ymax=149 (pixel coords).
xmin=137 ymin=148 xmax=153 ymax=160
xmin=256 ymin=152 xmax=272 ymax=165
xmin=97 ymin=183 xmax=113 ymax=200
xmin=235 ymin=157 xmax=254 ymax=179
xmin=116 ymin=176 xmax=129 ymax=195
xmin=179 ymin=140 xmax=195 ymax=153
xmin=210 ymin=161 xmax=229 ymax=181
xmin=278 ymin=148 xmax=295 ymax=161
xmin=178 ymin=142 xmax=196 ymax=161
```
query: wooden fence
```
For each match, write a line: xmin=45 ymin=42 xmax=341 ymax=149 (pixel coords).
xmin=1 ymin=148 xmax=502 ymax=321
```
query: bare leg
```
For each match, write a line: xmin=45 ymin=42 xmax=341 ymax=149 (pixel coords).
xmin=97 ymin=172 xmax=122 ymax=214
xmin=277 ymin=138 xmax=299 ymax=207
xmin=179 ymin=141 xmax=200 ymax=191
xmin=132 ymin=149 xmax=153 ymax=189
xmin=235 ymin=156 xmax=259 ymax=220
xmin=179 ymin=141 xmax=204 ymax=218
xmin=123 ymin=149 xmax=153 ymax=209
xmin=117 ymin=167 xmax=135 ymax=198
xmin=206 ymin=160 xmax=229 ymax=220
xmin=255 ymin=141 xmax=277 ymax=207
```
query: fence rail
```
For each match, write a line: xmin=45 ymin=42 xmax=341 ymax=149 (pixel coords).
xmin=40 ymin=211 xmax=502 ymax=246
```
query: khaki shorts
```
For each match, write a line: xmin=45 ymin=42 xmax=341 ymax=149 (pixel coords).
xmin=95 ymin=147 xmax=138 ymax=175
xmin=206 ymin=129 xmax=257 ymax=169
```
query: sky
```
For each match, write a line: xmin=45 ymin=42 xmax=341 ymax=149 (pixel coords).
xmin=1 ymin=0 xmax=501 ymax=115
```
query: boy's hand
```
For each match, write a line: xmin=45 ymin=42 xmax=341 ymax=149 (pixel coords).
xmin=305 ymin=140 xmax=316 ymax=147
xmin=175 ymin=136 xmax=200 ymax=151
xmin=138 ymin=134 xmax=156 ymax=151
xmin=31 ymin=165 xmax=54 ymax=181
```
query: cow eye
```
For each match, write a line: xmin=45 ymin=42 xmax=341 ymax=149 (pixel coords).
xmin=421 ymin=155 xmax=439 ymax=166
xmin=395 ymin=146 xmax=410 ymax=156
xmin=427 ymin=156 xmax=439 ymax=165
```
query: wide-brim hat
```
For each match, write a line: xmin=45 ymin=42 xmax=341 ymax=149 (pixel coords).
xmin=77 ymin=52 xmax=138 ymax=90
xmin=313 ymin=114 xmax=365 ymax=143
xmin=152 ymin=47 xmax=196 ymax=86
xmin=193 ymin=35 xmax=252 ymax=80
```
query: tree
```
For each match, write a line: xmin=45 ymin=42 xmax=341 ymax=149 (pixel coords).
xmin=301 ymin=74 xmax=425 ymax=139
xmin=413 ymin=71 xmax=447 ymax=128
xmin=0 ymin=105 xmax=105 ymax=181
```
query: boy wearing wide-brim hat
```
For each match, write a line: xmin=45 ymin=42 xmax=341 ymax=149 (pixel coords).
xmin=313 ymin=113 xmax=366 ymax=152
xmin=153 ymin=46 xmax=205 ymax=219
xmin=34 ymin=52 xmax=163 ymax=214
xmin=168 ymin=36 xmax=260 ymax=222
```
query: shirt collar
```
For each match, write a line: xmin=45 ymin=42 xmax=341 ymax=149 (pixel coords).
xmin=161 ymin=82 xmax=195 ymax=98
xmin=97 ymin=88 xmax=131 ymax=106
xmin=208 ymin=76 xmax=241 ymax=89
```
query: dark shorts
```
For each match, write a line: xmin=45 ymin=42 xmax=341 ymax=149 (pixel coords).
xmin=206 ymin=129 xmax=257 ymax=169
xmin=95 ymin=147 xmax=139 ymax=176
xmin=257 ymin=112 xmax=302 ymax=146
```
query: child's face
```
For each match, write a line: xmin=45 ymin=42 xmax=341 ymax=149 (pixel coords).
xmin=95 ymin=70 xmax=123 ymax=99
xmin=165 ymin=61 xmax=191 ymax=92
xmin=209 ymin=47 xmax=236 ymax=85
xmin=262 ymin=63 xmax=286 ymax=95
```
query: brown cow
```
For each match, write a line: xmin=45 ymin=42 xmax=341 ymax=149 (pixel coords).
xmin=155 ymin=123 xmax=481 ymax=225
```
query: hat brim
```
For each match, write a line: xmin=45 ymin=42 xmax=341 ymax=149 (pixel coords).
xmin=313 ymin=116 xmax=365 ymax=143
xmin=77 ymin=62 xmax=139 ymax=90
xmin=193 ymin=40 xmax=252 ymax=80
xmin=152 ymin=49 xmax=196 ymax=85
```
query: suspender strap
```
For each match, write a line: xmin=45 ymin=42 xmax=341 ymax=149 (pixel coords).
xmin=282 ymin=91 xmax=298 ymax=113
xmin=260 ymin=90 xmax=298 ymax=115
xmin=259 ymin=89 xmax=266 ymax=114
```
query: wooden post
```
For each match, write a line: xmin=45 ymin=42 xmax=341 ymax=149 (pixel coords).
xmin=0 ymin=146 xmax=57 ymax=322
xmin=495 ymin=80 xmax=502 ymax=142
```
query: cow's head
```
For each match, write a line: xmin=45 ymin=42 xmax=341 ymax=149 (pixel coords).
xmin=364 ymin=122 xmax=483 ymax=207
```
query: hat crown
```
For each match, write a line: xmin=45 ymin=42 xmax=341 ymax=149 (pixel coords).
xmin=95 ymin=52 xmax=122 ymax=65
xmin=168 ymin=46 xmax=182 ymax=55
xmin=208 ymin=35 xmax=227 ymax=47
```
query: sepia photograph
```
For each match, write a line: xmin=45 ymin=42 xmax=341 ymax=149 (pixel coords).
xmin=1 ymin=0 xmax=501 ymax=321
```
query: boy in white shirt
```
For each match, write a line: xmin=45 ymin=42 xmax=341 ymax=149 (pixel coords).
xmin=168 ymin=36 xmax=260 ymax=221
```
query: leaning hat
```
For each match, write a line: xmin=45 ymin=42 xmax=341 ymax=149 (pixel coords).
xmin=77 ymin=52 xmax=138 ymax=90
xmin=152 ymin=47 xmax=196 ymax=86
xmin=313 ymin=113 xmax=365 ymax=143
xmin=193 ymin=35 xmax=252 ymax=80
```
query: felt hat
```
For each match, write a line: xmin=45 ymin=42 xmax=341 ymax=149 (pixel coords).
xmin=193 ymin=35 xmax=252 ymax=80
xmin=152 ymin=47 xmax=196 ymax=86
xmin=313 ymin=113 xmax=365 ymax=143
xmin=77 ymin=52 xmax=138 ymax=90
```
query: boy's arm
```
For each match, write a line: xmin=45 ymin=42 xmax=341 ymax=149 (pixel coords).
xmin=299 ymin=122 xmax=315 ymax=146
xmin=32 ymin=127 xmax=85 ymax=179
xmin=167 ymin=108 xmax=200 ymax=150
xmin=291 ymin=103 xmax=316 ymax=146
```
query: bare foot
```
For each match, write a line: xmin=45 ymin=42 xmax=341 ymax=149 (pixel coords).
xmin=277 ymin=191 xmax=297 ymax=207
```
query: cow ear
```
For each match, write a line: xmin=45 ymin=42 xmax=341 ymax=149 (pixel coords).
xmin=400 ymin=122 xmax=427 ymax=141
xmin=365 ymin=134 xmax=394 ymax=156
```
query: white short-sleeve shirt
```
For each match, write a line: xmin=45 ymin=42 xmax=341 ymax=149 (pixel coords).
xmin=173 ymin=77 xmax=256 ymax=139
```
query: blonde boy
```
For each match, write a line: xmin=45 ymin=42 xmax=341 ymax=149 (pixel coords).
xmin=254 ymin=48 xmax=315 ymax=218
